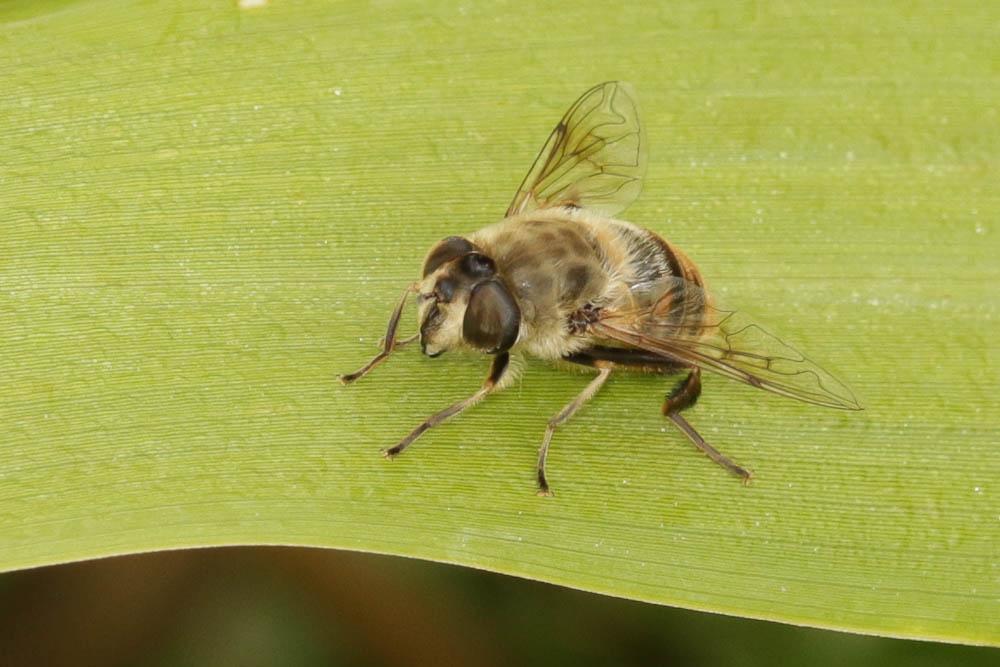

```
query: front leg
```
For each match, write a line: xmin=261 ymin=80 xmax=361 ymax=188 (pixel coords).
xmin=339 ymin=286 xmax=414 ymax=385
xmin=383 ymin=352 xmax=510 ymax=458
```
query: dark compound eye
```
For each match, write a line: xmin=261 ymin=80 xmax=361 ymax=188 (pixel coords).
xmin=435 ymin=278 xmax=456 ymax=303
xmin=422 ymin=236 xmax=475 ymax=277
xmin=463 ymin=279 xmax=520 ymax=354
xmin=458 ymin=252 xmax=496 ymax=280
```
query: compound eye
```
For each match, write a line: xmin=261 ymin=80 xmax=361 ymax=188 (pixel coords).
xmin=458 ymin=252 xmax=496 ymax=280
xmin=462 ymin=279 xmax=520 ymax=354
xmin=435 ymin=278 xmax=456 ymax=303
xmin=422 ymin=236 xmax=475 ymax=277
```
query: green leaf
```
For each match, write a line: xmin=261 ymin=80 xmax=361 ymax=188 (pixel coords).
xmin=2 ymin=0 xmax=997 ymax=646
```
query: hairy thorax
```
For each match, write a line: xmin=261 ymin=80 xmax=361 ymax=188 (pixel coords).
xmin=469 ymin=207 xmax=698 ymax=360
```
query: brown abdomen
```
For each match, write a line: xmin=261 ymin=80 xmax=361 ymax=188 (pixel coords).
xmin=636 ymin=227 xmax=708 ymax=336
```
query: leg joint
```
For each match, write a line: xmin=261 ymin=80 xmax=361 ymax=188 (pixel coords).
xmin=664 ymin=369 xmax=701 ymax=414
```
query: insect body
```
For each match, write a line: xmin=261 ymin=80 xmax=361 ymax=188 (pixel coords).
xmin=341 ymin=81 xmax=861 ymax=495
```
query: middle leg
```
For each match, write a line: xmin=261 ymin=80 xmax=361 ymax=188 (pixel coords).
xmin=536 ymin=367 xmax=612 ymax=496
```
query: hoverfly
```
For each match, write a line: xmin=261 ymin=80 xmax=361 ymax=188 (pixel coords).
xmin=341 ymin=81 xmax=861 ymax=495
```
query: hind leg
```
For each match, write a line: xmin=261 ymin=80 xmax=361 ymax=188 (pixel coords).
xmin=664 ymin=369 xmax=752 ymax=482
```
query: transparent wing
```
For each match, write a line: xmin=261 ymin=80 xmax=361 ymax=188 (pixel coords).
xmin=506 ymin=81 xmax=647 ymax=218
xmin=592 ymin=278 xmax=862 ymax=410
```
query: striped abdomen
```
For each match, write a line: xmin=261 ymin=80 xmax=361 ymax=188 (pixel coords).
xmin=619 ymin=224 xmax=708 ymax=338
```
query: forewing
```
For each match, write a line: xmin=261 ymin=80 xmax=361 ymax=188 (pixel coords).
xmin=594 ymin=278 xmax=862 ymax=410
xmin=506 ymin=81 xmax=647 ymax=217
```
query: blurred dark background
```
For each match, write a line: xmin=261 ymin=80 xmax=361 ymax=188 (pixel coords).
xmin=0 ymin=548 xmax=994 ymax=666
